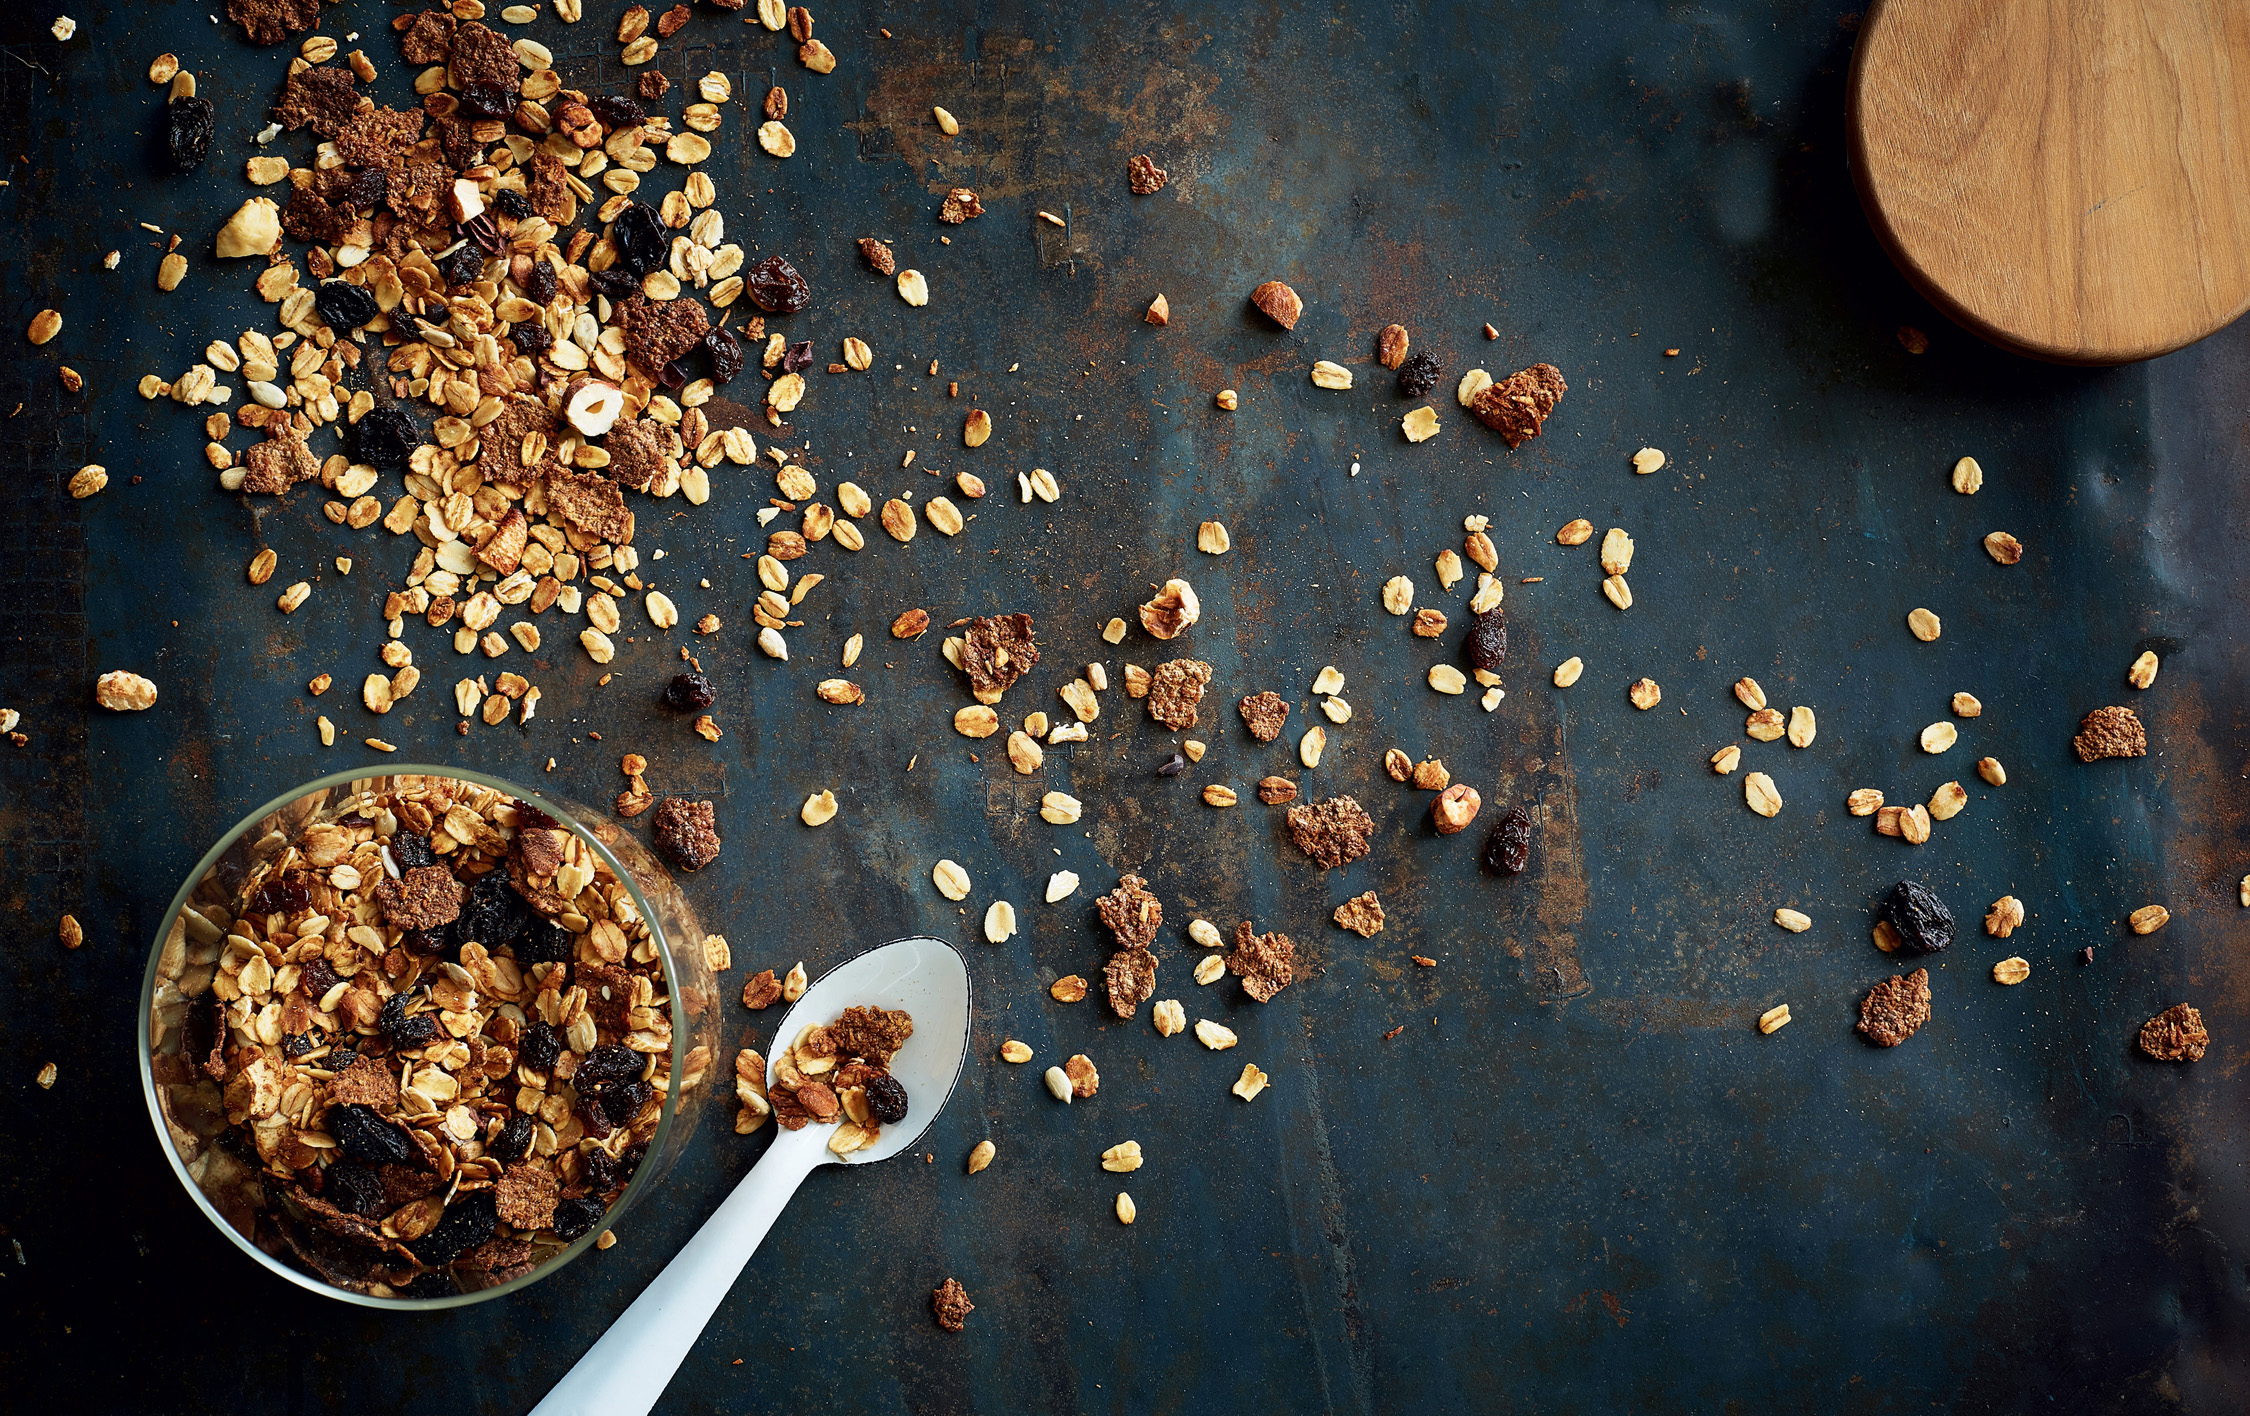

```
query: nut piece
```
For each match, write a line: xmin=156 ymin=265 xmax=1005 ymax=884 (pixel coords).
xmin=1044 ymin=1066 xmax=1074 ymax=1102
xmin=1951 ymin=456 xmax=1983 ymax=493
xmin=2129 ymin=904 xmax=2170 ymax=935
xmin=933 ymin=105 xmax=960 ymax=135
xmin=880 ymin=498 xmax=917 ymax=542
xmin=1556 ymin=518 xmax=1594 ymax=546
xmin=1115 ymin=1192 xmax=1137 ymax=1225
xmin=1377 ymin=324 xmax=1410 ymax=368
xmin=1774 ymin=908 xmax=1812 ymax=933
xmin=2128 ymin=651 xmax=2159 ymax=689
xmin=1432 ymin=784 xmax=1482 ymax=834
xmin=967 ymin=1140 xmax=996 ymax=1174
xmin=1628 ymin=677 xmax=1662 ymax=710
xmin=1847 ymin=788 xmax=1885 ymax=815
xmin=1744 ymin=771 xmax=1781 ymax=818
xmin=1786 ymin=706 xmax=1816 ymax=748
xmin=26 ymin=309 xmax=62 ymax=344
xmin=1734 ymin=678 xmax=1768 ymax=710
xmin=1631 ymin=447 xmax=1666 ymax=475
xmin=1602 ymin=575 xmax=1632 ymax=610
xmin=1920 ymin=722 xmax=1958 ymax=754
xmin=1194 ymin=1019 xmax=1237 ymax=1050
xmin=1977 ymin=756 xmax=2007 ymax=786
xmin=1928 ymin=781 xmax=1969 ymax=820
xmin=1310 ymin=360 xmax=1353 ymax=390
xmin=1139 ymin=579 xmax=1200 ymax=639
xmin=1953 ymin=692 xmax=1983 ymax=717
xmin=800 ymin=789 xmax=838 ymax=826
xmin=1757 ymin=1005 xmax=1792 ymax=1035
xmin=67 ymin=465 xmax=108 ymax=499
xmin=95 ymin=671 xmax=158 ymax=711
xmin=1710 ymin=745 xmax=1742 ymax=774
xmin=1599 ymin=527 xmax=1634 ymax=576
xmin=1250 ymin=280 xmax=1302 ymax=329
xmin=1197 ymin=520 xmax=1231 ymax=554
xmin=1985 ymin=895 xmax=2025 ymax=937
xmin=1145 ymin=293 xmax=1170 ymax=326
xmin=1992 ymin=957 xmax=2031 ymax=985
xmin=963 ymin=408 xmax=993 ymax=447
xmin=1907 ymin=607 xmax=1942 ymax=642
xmin=1984 ymin=531 xmax=2023 ymax=565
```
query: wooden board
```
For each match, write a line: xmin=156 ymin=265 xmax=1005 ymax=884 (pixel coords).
xmin=1849 ymin=0 xmax=2250 ymax=364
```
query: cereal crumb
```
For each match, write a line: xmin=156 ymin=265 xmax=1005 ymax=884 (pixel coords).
xmin=2138 ymin=1004 xmax=2208 ymax=1062
xmin=1856 ymin=968 xmax=1931 ymax=1047
xmin=932 ymin=1277 xmax=974 ymax=1331
xmin=1332 ymin=891 xmax=1385 ymax=937
xmin=2073 ymin=705 xmax=2146 ymax=762
xmin=1228 ymin=920 xmax=1296 ymax=1002
xmin=1285 ymin=796 xmax=1374 ymax=871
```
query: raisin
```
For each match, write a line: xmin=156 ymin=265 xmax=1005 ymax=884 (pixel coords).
xmin=576 ymin=1043 xmax=642 ymax=1090
xmin=611 ymin=202 xmax=668 ymax=279
xmin=1482 ymin=806 xmax=1534 ymax=875
xmin=491 ymin=188 xmax=532 ymax=221
xmin=316 ymin=281 xmax=380 ymax=332
xmin=1156 ymin=752 xmax=1187 ymax=776
xmin=390 ymin=832 xmax=438 ymax=871
xmin=590 ymin=267 xmax=641 ymax=300
xmin=704 ymin=326 xmax=743 ymax=383
xmin=339 ymin=166 xmax=389 ymax=209
xmin=401 ymin=928 xmax=448 ymax=956
xmin=574 ymin=1089 xmax=615 ymax=1139
xmin=353 ymin=406 xmax=422 ymax=473
xmin=490 ymin=1113 xmax=535 ymax=1165
xmin=1882 ymin=879 xmax=1954 ymax=954
xmin=165 ymin=95 xmax=215 ymax=173
xmin=457 ymin=81 xmax=517 ymax=121
xmin=406 ymin=1190 xmax=498 ymax=1267
xmin=248 ymin=875 xmax=311 ymax=914
xmin=514 ymin=917 xmax=574 ymax=966
xmin=517 ymin=1023 xmax=563 ymax=1075
xmin=581 ymin=1148 xmax=630 ymax=1195
xmin=782 ymin=340 xmax=814 ymax=373
xmin=301 ymin=956 xmax=341 ymax=997
xmin=665 ymin=671 xmax=716 ymax=711
xmin=451 ymin=873 xmax=531 ymax=951
xmin=863 ymin=1074 xmax=909 ymax=1124
xmin=518 ymin=802 xmax=564 ymax=833
xmin=331 ymin=1103 xmax=418 ymax=1168
xmin=324 ymin=1159 xmax=387 ymax=1217
xmin=588 ymin=94 xmax=645 ymax=129
xmin=379 ymin=993 xmax=442 ymax=1051
xmin=1465 ymin=607 xmax=1506 ymax=671
xmin=1396 ymin=351 xmax=1442 ymax=398
xmin=510 ymin=323 xmax=553 ymax=357
xmin=282 ymin=1031 xmax=318 ymax=1060
xmin=745 ymin=254 xmax=811 ymax=314
xmin=438 ymin=243 xmax=485 ymax=289
xmin=551 ymin=1195 xmax=606 ymax=1241
xmin=523 ymin=258 xmax=558 ymax=305
xmin=599 ymin=1078 xmax=655 ymax=1129
xmin=396 ymin=1271 xmax=459 ymax=1299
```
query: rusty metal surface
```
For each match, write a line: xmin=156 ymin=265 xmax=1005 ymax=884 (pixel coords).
xmin=4 ymin=2 xmax=2247 ymax=1412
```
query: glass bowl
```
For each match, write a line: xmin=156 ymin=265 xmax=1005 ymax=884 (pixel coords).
xmin=139 ymin=766 xmax=720 ymax=1309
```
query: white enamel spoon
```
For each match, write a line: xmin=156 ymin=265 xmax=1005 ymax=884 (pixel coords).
xmin=529 ymin=935 xmax=972 ymax=1416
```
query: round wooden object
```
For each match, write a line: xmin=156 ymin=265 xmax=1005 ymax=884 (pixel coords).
xmin=1849 ymin=0 xmax=2250 ymax=364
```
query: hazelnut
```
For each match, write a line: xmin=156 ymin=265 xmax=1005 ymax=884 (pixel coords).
xmin=1250 ymin=279 xmax=1302 ymax=330
xmin=1432 ymin=783 xmax=1482 ymax=835
xmin=1138 ymin=578 xmax=1200 ymax=640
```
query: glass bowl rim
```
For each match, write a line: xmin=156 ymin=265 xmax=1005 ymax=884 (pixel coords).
xmin=136 ymin=763 xmax=697 ymax=1311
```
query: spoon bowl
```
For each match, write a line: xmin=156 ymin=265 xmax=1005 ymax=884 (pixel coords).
xmin=531 ymin=936 xmax=970 ymax=1416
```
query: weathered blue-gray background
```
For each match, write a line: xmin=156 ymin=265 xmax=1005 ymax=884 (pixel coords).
xmin=5 ymin=1 xmax=2246 ymax=1412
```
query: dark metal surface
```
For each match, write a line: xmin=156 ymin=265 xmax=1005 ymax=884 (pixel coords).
xmin=4 ymin=2 xmax=2246 ymax=1412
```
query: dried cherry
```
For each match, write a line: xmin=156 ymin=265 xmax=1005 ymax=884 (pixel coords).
xmin=1882 ymin=879 xmax=1954 ymax=954
xmin=457 ymin=81 xmax=517 ymax=121
xmin=703 ymin=326 xmax=743 ymax=383
xmin=437 ymin=243 xmax=484 ymax=288
xmin=316 ymin=280 xmax=380 ymax=333
xmin=744 ymin=254 xmax=811 ymax=313
xmin=301 ymin=956 xmax=341 ymax=998
xmin=587 ymin=94 xmax=645 ymax=129
xmin=490 ymin=1114 xmax=535 ymax=1165
xmin=1465 ymin=608 xmax=1507 ymax=671
xmin=589 ymin=267 xmax=640 ymax=300
xmin=509 ymin=323 xmax=553 ymax=357
xmin=864 ymin=1074 xmax=909 ymax=1124
xmin=331 ymin=1103 xmax=418 ymax=1168
xmin=338 ymin=166 xmax=389 ymax=210
xmin=514 ymin=917 xmax=574 ymax=966
xmin=523 ymin=258 xmax=558 ymax=305
xmin=326 ymin=1045 xmax=360 ymax=1071
xmin=451 ymin=873 xmax=531 ymax=951
xmin=282 ymin=1031 xmax=318 ymax=1060
xmin=581 ymin=1148 xmax=630 ymax=1195
xmin=598 ymin=1078 xmax=655 ymax=1129
xmin=401 ymin=928 xmax=447 ymax=956
xmin=1482 ymin=805 xmax=1534 ymax=875
xmin=665 ymin=671 xmax=716 ymax=711
xmin=165 ymin=95 xmax=215 ymax=173
xmin=353 ymin=406 xmax=422 ymax=473
xmin=249 ymin=875 xmax=311 ymax=914
xmin=611 ymin=202 xmax=668 ymax=279
xmin=519 ymin=1022 xmax=564 ymax=1073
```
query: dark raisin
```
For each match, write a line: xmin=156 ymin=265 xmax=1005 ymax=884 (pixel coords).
xmin=588 ymin=94 xmax=645 ymax=129
xmin=457 ymin=81 xmax=518 ymax=121
xmin=523 ymin=258 xmax=558 ymax=304
xmin=323 ymin=1159 xmax=388 ymax=1217
xmin=339 ymin=166 xmax=389 ymax=209
xmin=510 ymin=323 xmax=553 ymax=357
xmin=514 ymin=917 xmax=575 ymax=966
xmin=1882 ymin=879 xmax=1954 ymax=954
xmin=782 ymin=340 xmax=814 ymax=373
xmin=248 ymin=875 xmax=311 ymax=914
xmin=551 ymin=1195 xmax=606 ymax=1241
xmin=490 ymin=1114 xmax=535 ymax=1165
xmin=451 ymin=873 xmax=532 ymax=951
xmin=704 ymin=326 xmax=743 ymax=382
xmin=396 ymin=1271 xmax=460 ymax=1299
xmin=439 ymin=242 xmax=485 ymax=288
xmin=315 ymin=280 xmax=381 ymax=333
xmin=301 ymin=956 xmax=341 ymax=997
xmin=580 ymin=1149 xmax=629 ymax=1196
xmin=1465 ymin=607 xmax=1507 ymax=672
xmin=611 ymin=202 xmax=668 ymax=279
xmin=863 ymin=1075 xmax=909 ymax=1124
xmin=665 ymin=671 xmax=717 ymax=711
xmin=283 ymin=1031 xmax=318 ymax=1060
xmin=401 ymin=928 xmax=448 ymax=956
xmin=326 ymin=1046 xmax=359 ymax=1072
xmin=600 ymin=1078 xmax=655 ymax=1129
xmin=519 ymin=1022 xmax=564 ymax=1073
xmin=1156 ymin=752 xmax=1187 ymax=776
xmin=165 ymin=95 xmax=215 ymax=173
xmin=406 ymin=1190 xmax=498 ymax=1267
xmin=390 ymin=832 xmax=438 ymax=871
xmin=379 ymin=993 xmax=442 ymax=1051
xmin=1482 ymin=806 xmax=1534 ymax=875
xmin=353 ymin=406 xmax=422 ymax=473
xmin=576 ymin=1043 xmax=642 ymax=1090
xmin=1396 ymin=351 xmax=1442 ymax=398
xmin=518 ymin=802 xmax=564 ymax=833
xmin=745 ymin=254 xmax=811 ymax=314
xmin=575 ymin=1089 xmax=615 ymax=1139
xmin=589 ymin=267 xmax=641 ymax=300
xmin=331 ymin=1103 xmax=418 ymax=1168
xmin=492 ymin=188 xmax=533 ymax=221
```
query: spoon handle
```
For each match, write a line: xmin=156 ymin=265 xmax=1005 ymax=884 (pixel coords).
xmin=529 ymin=1135 xmax=827 ymax=1416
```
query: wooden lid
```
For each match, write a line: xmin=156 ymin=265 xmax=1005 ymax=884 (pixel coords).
xmin=1849 ymin=0 xmax=2250 ymax=364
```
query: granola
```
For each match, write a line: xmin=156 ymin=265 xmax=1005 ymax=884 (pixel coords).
xmin=1147 ymin=659 xmax=1213 ymax=731
xmin=1285 ymin=796 xmax=1374 ymax=871
xmin=1468 ymin=363 xmax=1567 ymax=448
xmin=1228 ymin=921 xmax=1296 ymax=1002
xmin=650 ymin=798 xmax=721 ymax=872
xmin=1856 ymin=968 xmax=1931 ymax=1047
xmin=2138 ymin=1004 xmax=2208 ymax=1062
xmin=933 ymin=1277 xmax=974 ymax=1331
xmin=1238 ymin=690 xmax=1290 ymax=743
xmin=2073 ymin=705 xmax=2147 ymax=761
xmin=960 ymin=614 xmax=1039 ymax=700
xmin=1332 ymin=891 xmax=1385 ymax=937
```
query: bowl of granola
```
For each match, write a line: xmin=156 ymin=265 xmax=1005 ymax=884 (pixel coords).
xmin=139 ymin=767 xmax=722 ymax=1307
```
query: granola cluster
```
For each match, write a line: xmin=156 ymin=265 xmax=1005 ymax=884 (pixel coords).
xmin=760 ymin=1005 xmax=916 ymax=1156
xmin=148 ymin=777 xmax=706 ymax=1297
